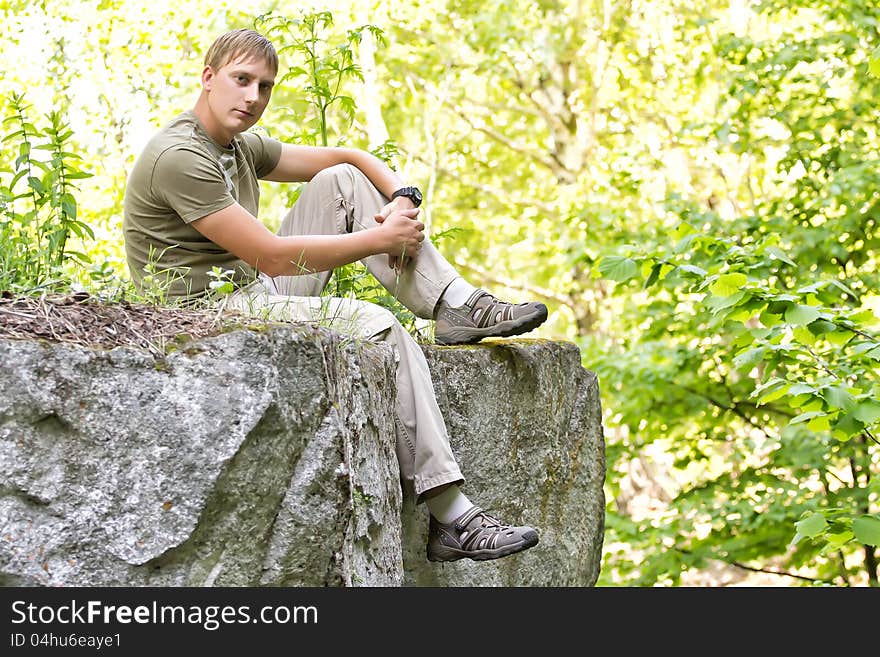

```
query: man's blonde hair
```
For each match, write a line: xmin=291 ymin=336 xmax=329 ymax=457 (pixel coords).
xmin=204 ymin=29 xmax=278 ymax=75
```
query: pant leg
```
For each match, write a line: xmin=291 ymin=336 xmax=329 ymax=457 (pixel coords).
xmin=269 ymin=163 xmax=461 ymax=320
xmin=228 ymin=278 xmax=464 ymax=499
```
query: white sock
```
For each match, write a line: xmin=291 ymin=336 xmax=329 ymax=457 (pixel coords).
xmin=425 ymin=485 xmax=474 ymax=524
xmin=440 ymin=277 xmax=477 ymax=308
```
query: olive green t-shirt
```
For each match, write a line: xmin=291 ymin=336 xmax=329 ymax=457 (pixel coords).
xmin=123 ymin=110 xmax=283 ymax=301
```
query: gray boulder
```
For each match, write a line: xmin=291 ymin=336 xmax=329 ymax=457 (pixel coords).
xmin=0 ymin=326 xmax=604 ymax=587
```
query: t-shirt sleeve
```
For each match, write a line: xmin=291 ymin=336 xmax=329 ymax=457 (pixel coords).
xmin=241 ymin=131 xmax=283 ymax=178
xmin=150 ymin=146 xmax=236 ymax=223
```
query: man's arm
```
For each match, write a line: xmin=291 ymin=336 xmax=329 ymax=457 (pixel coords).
xmin=190 ymin=201 xmax=423 ymax=277
xmin=263 ymin=144 xmax=421 ymax=271
xmin=263 ymin=145 xmax=411 ymax=203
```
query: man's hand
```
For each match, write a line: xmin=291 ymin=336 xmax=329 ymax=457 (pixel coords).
xmin=374 ymin=197 xmax=422 ymax=272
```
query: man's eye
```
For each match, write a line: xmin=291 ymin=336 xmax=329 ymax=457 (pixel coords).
xmin=236 ymin=76 xmax=248 ymax=83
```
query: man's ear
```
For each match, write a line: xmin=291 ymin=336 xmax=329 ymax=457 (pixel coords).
xmin=201 ymin=66 xmax=215 ymax=91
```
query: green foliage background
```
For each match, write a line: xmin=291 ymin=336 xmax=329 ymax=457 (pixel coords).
xmin=1 ymin=0 xmax=878 ymax=585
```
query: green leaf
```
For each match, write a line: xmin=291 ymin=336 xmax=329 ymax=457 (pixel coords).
xmin=752 ymin=377 xmax=785 ymax=397
xmin=67 ymin=220 xmax=94 ymax=239
xmin=790 ymin=410 xmax=826 ymax=425
xmin=677 ymin=264 xmax=707 ymax=277
xmin=824 ymin=531 xmax=853 ymax=550
xmin=758 ymin=309 xmax=783 ymax=328
xmin=871 ymin=46 xmax=880 ymax=77
xmin=27 ymin=176 xmax=45 ymax=194
xmin=852 ymin=516 xmax=880 ymax=546
xmin=795 ymin=513 xmax=827 ymax=537
xmin=769 ymin=294 xmax=798 ymax=304
xmin=759 ymin=383 xmax=791 ymax=405
xmin=801 ymin=397 xmax=825 ymax=413
xmin=61 ymin=199 xmax=77 ymax=220
xmin=785 ymin=304 xmax=821 ymax=326
xmin=827 ymin=331 xmax=852 ymax=346
xmin=847 ymin=310 xmax=877 ymax=323
xmin=709 ymin=272 xmax=748 ymax=296
xmin=821 ymin=386 xmax=855 ymax=412
xmin=644 ymin=262 xmax=662 ymax=288
xmin=752 ymin=377 xmax=789 ymax=405
xmin=792 ymin=326 xmax=816 ymax=346
xmin=833 ymin=413 xmax=864 ymax=441
xmin=765 ymin=246 xmax=795 ymax=266
xmin=728 ymin=306 xmax=757 ymax=323
xmin=704 ymin=290 xmax=747 ymax=312
xmin=853 ymin=401 xmax=880 ymax=424
xmin=829 ymin=279 xmax=858 ymax=299
xmin=733 ymin=347 xmax=765 ymax=371
xmin=598 ymin=256 xmax=637 ymax=282
xmin=788 ymin=383 xmax=816 ymax=396
xmin=807 ymin=319 xmax=836 ymax=336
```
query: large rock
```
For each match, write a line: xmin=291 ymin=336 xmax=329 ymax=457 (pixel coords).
xmin=0 ymin=326 xmax=604 ymax=586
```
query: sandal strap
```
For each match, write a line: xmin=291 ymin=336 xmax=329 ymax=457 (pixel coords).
xmin=463 ymin=289 xmax=491 ymax=310
xmin=462 ymin=526 xmax=500 ymax=551
xmin=454 ymin=505 xmax=486 ymax=530
xmin=464 ymin=290 xmax=517 ymax=329
xmin=459 ymin=512 xmax=515 ymax=551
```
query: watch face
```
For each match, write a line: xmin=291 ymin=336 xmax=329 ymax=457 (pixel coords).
xmin=395 ymin=187 xmax=422 ymax=206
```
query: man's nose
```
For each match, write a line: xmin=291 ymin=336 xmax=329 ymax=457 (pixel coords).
xmin=244 ymin=82 xmax=259 ymax=103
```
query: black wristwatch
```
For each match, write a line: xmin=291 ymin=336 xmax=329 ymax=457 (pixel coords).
xmin=391 ymin=186 xmax=422 ymax=207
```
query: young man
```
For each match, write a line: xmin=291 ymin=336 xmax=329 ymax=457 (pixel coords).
xmin=123 ymin=29 xmax=548 ymax=563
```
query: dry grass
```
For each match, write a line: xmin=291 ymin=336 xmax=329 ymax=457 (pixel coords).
xmin=0 ymin=292 xmax=267 ymax=356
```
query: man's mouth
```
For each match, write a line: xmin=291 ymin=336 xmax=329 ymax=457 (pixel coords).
xmin=233 ymin=109 xmax=253 ymax=118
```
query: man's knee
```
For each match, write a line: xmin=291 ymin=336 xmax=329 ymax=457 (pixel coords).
xmin=311 ymin=163 xmax=357 ymax=190
xmin=344 ymin=299 xmax=400 ymax=340
xmin=311 ymin=163 xmax=377 ymax=200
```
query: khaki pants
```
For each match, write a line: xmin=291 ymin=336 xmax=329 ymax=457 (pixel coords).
xmin=228 ymin=164 xmax=464 ymax=499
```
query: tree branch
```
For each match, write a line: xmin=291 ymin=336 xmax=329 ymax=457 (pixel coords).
xmin=670 ymin=381 xmax=781 ymax=441
xmin=722 ymin=558 xmax=826 ymax=584
xmin=676 ymin=547 xmax=830 ymax=584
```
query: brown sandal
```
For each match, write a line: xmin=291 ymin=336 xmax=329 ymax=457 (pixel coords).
xmin=434 ymin=289 xmax=548 ymax=345
xmin=427 ymin=506 xmax=539 ymax=562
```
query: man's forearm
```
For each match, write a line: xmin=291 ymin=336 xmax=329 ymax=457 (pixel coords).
xmin=266 ymin=145 xmax=413 ymax=199
xmin=262 ymin=230 xmax=382 ymax=277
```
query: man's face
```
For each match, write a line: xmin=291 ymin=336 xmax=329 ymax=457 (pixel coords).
xmin=202 ymin=55 xmax=275 ymax=143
